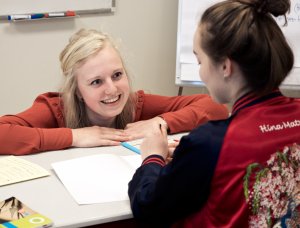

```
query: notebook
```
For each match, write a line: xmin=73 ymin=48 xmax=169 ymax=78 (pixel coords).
xmin=0 ymin=156 xmax=50 ymax=187
xmin=0 ymin=196 xmax=53 ymax=228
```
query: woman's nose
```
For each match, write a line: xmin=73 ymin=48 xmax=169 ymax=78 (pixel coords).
xmin=104 ymin=80 xmax=117 ymax=94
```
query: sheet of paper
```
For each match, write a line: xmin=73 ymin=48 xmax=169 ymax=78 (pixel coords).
xmin=282 ymin=67 xmax=300 ymax=86
xmin=179 ymin=0 xmax=221 ymax=64
xmin=274 ymin=1 xmax=300 ymax=67
xmin=0 ymin=156 xmax=50 ymax=186
xmin=180 ymin=63 xmax=202 ymax=82
xmin=51 ymin=154 xmax=142 ymax=204
xmin=178 ymin=0 xmax=300 ymax=87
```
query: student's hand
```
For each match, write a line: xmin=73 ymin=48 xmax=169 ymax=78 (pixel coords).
xmin=166 ymin=140 xmax=180 ymax=164
xmin=71 ymin=126 xmax=131 ymax=147
xmin=140 ymin=124 xmax=169 ymax=160
xmin=124 ymin=117 xmax=168 ymax=140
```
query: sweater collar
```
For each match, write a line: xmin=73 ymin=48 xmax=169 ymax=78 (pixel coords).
xmin=231 ymin=89 xmax=283 ymax=115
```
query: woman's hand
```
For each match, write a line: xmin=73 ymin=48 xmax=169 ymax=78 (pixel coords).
xmin=71 ymin=126 xmax=131 ymax=147
xmin=166 ymin=139 xmax=180 ymax=164
xmin=140 ymin=123 xmax=169 ymax=160
xmin=124 ymin=117 xmax=168 ymax=140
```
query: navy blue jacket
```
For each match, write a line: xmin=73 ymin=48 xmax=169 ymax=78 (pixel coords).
xmin=128 ymin=91 xmax=300 ymax=227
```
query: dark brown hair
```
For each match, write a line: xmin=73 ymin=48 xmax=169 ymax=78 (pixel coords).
xmin=199 ymin=0 xmax=294 ymax=95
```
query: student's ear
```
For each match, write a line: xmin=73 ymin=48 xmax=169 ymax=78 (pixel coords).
xmin=222 ymin=58 xmax=232 ymax=79
xmin=76 ymin=90 xmax=84 ymax=102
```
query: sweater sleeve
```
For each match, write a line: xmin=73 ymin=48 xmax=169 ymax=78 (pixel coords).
xmin=0 ymin=93 xmax=72 ymax=155
xmin=128 ymin=126 xmax=221 ymax=225
xmin=135 ymin=91 xmax=229 ymax=133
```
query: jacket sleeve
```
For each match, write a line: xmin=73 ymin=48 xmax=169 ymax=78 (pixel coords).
xmin=136 ymin=91 xmax=229 ymax=133
xmin=128 ymin=125 xmax=222 ymax=225
xmin=0 ymin=93 xmax=72 ymax=155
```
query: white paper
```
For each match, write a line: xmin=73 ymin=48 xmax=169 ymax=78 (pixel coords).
xmin=179 ymin=0 xmax=221 ymax=64
xmin=282 ymin=67 xmax=300 ymax=86
xmin=177 ymin=0 xmax=300 ymax=84
xmin=51 ymin=154 xmax=142 ymax=204
xmin=180 ymin=63 xmax=202 ymax=82
xmin=0 ymin=156 xmax=50 ymax=186
xmin=274 ymin=0 xmax=300 ymax=67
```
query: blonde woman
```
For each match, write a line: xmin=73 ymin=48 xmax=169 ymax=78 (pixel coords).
xmin=0 ymin=29 xmax=228 ymax=155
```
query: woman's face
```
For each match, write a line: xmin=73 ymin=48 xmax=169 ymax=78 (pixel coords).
xmin=75 ymin=45 xmax=130 ymax=125
xmin=193 ymin=26 xmax=229 ymax=104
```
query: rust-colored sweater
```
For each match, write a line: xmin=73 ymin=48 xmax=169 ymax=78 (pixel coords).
xmin=0 ymin=90 xmax=228 ymax=155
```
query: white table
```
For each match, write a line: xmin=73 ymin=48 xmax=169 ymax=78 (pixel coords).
xmin=0 ymin=133 xmax=185 ymax=227
xmin=0 ymin=146 xmax=135 ymax=228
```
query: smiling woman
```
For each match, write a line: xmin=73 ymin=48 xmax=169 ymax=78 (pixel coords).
xmin=0 ymin=28 xmax=229 ymax=155
xmin=69 ymin=44 xmax=131 ymax=129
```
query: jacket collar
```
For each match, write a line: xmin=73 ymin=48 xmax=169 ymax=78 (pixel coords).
xmin=231 ymin=89 xmax=283 ymax=115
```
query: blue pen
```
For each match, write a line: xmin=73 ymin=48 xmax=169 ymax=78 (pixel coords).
xmin=7 ymin=14 xmax=44 ymax=21
xmin=31 ymin=14 xmax=45 ymax=19
xmin=121 ymin=142 xmax=141 ymax=155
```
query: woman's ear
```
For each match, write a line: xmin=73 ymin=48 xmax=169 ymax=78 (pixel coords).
xmin=76 ymin=90 xmax=84 ymax=102
xmin=222 ymin=58 xmax=232 ymax=79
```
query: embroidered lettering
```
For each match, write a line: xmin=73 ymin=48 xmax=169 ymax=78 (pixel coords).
xmin=259 ymin=120 xmax=300 ymax=133
xmin=259 ymin=125 xmax=269 ymax=133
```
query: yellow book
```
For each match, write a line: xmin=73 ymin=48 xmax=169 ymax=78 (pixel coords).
xmin=0 ymin=197 xmax=53 ymax=228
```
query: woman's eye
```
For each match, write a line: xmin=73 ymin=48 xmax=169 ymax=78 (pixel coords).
xmin=112 ymin=72 xmax=123 ymax=80
xmin=91 ymin=79 xmax=102 ymax=85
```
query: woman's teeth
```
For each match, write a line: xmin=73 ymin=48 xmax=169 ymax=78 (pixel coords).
xmin=102 ymin=95 xmax=120 ymax=104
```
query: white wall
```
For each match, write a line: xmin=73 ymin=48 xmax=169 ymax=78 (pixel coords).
xmin=0 ymin=0 xmax=198 ymax=115
xmin=2 ymin=0 xmax=298 ymax=116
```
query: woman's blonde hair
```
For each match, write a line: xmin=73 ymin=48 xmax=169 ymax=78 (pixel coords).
xmin=59 ymin=28 xmax=136 ymax=129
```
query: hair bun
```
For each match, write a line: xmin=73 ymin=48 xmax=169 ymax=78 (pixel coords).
xmin=254 ymin=0 xmax=290 ymax=16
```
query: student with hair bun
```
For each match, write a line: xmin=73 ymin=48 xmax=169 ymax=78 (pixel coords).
xmin=128 ymin=0 xmax=300 ymax=227
xmin=0 ymin=29 xmax=228 ymax=155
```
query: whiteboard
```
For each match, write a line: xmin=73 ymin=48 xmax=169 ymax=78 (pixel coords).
xmin=176 ymin=0 xmax=300 ymax=89
xmin=0 ymin=0 xmax=115 ymax=16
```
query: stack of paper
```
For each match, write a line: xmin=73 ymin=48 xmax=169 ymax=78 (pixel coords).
xmin=0 ymin=156 xmax=50 ymax=186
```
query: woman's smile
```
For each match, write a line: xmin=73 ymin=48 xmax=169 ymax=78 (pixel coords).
xmin=101 ymin=94 xmax=121 ymax=104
